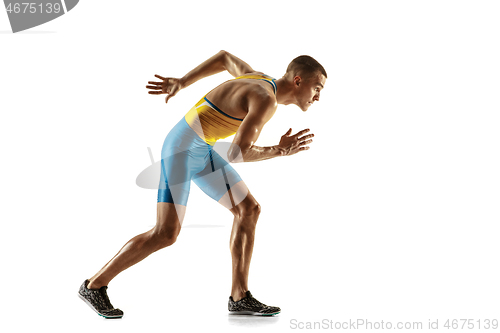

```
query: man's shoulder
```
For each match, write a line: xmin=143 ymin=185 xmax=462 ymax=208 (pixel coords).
xmin=242 ymin=82 xmax=276 ymax=107
xmin=233 ymin=74 xmax=276 ymax=98
xmin=234 ymin=71 xmax=271 ymax=79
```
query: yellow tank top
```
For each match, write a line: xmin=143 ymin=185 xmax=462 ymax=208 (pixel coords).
xmin=184 ymin=74 xmax=277 ymax=145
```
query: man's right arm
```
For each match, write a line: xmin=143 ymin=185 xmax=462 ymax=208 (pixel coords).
xmin=180 ymin=50 xmax=254 ymax=88
xmin=146 ymin=50 xmax=254 ymax=103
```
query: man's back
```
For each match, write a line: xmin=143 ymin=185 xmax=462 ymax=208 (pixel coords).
xmin=185 ymin=73 xmax=278 ymax=146
xmin=206 ymin=73 xmax=278 ymax=121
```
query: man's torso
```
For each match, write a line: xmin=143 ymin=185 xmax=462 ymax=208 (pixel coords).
xmin=184 ymin=73 xmax=277 ymax=145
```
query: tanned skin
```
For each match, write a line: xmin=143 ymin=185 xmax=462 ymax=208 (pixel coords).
xmin=87 ymin=50 xmax=326 ymax=302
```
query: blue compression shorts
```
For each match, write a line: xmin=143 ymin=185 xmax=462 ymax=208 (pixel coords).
xmin=158 ymin=117 xmax=243 ymax=206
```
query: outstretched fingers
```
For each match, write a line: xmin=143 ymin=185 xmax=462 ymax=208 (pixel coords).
xmin=146 ymin=75 xmax=167 ymax=94
xmin=294 ymin=128 xmax=310 ymax=138
xmin=298 ymin=138 xmax=313 ymax=146
xmin=278 ymin=127 xmax=314 ymax=155
xmin=297 ymin=129 xmax=314 ymax=145
xmin=296 ymin=129 xmax=314 ymax=151
xmin=146 ymin=79 xmax=162 ymax=94
xmin=147 ymin=81 xmax=162 ymax=87
xmin=298 ymin=133 xmax=314 ymax=142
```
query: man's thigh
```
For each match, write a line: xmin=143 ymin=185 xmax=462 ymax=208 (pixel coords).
xmin=192 ymin=149 xmax=248 ymax=209
xmin=158 ymin=151 xmax=199 ymax=206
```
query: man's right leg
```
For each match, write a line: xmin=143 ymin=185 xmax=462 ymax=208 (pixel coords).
xmin=87 ymin=202 xmax=185 ymax=290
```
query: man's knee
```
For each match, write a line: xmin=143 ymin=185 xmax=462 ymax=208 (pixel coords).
xmin=150 ymin=224 xmax=180 ymax=250
xmin=153 ymin=203 xmax=184 ymax=250
xmin=233 ymin=197 xmax=261 ymax=220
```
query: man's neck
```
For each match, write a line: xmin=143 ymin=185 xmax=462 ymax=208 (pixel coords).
xmin=274 ymin=77 xmax=296 ymax=106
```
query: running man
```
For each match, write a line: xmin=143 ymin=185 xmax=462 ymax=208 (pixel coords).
xmin=78 ymin=50 xmax=327 ymax=318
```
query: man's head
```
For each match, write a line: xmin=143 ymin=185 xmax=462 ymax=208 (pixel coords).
xmin=284 ymin=55 xmax=327 ymax=111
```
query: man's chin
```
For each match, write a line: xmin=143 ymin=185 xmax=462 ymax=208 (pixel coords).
xmin=296 ymin=102 xmax=310 ymax=111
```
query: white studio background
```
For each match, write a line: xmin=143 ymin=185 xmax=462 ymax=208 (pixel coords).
xmin=1 ymin=1 xmax=499 ymax=332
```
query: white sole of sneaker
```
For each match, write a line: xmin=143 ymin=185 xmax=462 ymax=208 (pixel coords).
xmin=229 ymin=311 xmax=280 ymax=316
xmin=78 ymin=293 xmax=123 ymax=319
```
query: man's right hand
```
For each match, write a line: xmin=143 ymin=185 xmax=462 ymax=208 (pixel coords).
xmin=146 ymin=75 xmax=183 ymax=103
xmin=277 ymin=128 xmax=314 ymax=156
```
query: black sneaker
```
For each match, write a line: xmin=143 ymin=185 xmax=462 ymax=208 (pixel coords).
xmin=78 ymin=280 xmax=124 ymax=319
xmin=228 ymin=291 xmax=280 ymax=316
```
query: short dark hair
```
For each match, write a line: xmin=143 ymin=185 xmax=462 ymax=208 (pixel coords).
xmin=286 ymin=55 xmax=327 ymax=79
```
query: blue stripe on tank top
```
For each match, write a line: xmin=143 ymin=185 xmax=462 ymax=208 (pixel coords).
xmin=259 ymin=79 xmax=277 ymax=94
xmin=203 ymin=97 xmax=244 ymax=121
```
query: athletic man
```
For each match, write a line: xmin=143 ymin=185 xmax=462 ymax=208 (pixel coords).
xmin=78 ymin=50 xmax=327 ymax=318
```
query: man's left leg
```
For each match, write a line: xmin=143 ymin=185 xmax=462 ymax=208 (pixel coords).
xmin=194 ymin=147 xmax=280 ymax=315
xmin=218 ymin=181 xmax=281 ymax=315
xmin=218 ymin=181 xmax=259 ymax=301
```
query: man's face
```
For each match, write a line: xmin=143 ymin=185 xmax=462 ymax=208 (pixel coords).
xmin=294 ymin=72 xmax=326 ymax=111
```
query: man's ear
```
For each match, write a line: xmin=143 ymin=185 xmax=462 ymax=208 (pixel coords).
xmin=293 ymin=75 xmax=302 ymax=87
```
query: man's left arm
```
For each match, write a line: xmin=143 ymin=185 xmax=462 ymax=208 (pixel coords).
xmin=228 ymin=94 xmax=314 ymax=163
